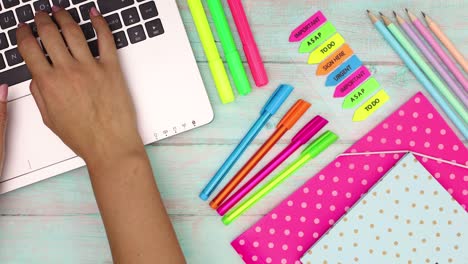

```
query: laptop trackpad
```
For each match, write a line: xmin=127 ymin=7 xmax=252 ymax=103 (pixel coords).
xmin=1 ymin=95 xmax=76 ymax=183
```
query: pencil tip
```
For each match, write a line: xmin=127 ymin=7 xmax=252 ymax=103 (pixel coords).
xmin=366 ymin=9 xmax=370 ymax=13
xmin=379 ymin=11 xmax=383 ymax=16
xmin=393 ymin=11 xmax=397 ymax=17
xmin=405 ymin=8 xmax=408 ymax=13
xmin=421 ymin=11 xmax=426 ymax=17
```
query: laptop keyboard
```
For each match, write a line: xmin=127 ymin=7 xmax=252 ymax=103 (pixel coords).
xmin=0 ymin=0 xmax=165 ymax=87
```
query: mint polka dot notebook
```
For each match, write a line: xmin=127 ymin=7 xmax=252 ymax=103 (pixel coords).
xmin=301 ymin=153 xmax=467 ymax=264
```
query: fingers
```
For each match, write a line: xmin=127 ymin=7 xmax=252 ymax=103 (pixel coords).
xmin=0 ymin=84 xmax=9 ymax=144
xmin=29 ymin=80 xmax=50 ymax=126
xmin=89 ymin=7 xmax=118 ymax=63
xmin=16 ymin=23 xmax=52 ymax=77
xmin=52 ymin=6 xmax=94 ymax=62
xmin=35 ymin=11 xmax=73 ymax=65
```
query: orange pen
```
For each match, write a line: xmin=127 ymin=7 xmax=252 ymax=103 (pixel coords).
xmin=210 ymin=99 xmax=311 ymax=209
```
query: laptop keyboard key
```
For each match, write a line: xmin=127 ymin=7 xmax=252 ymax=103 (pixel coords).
xmin=5 ymin=47 xmax=23 ymax=66
xmin=67 ymin=7 xmax=80 ymax=23
xmin=113 ymin=31 xmax=127 ymax=49
xmin=33 ymin=0 xmax=52 ymax=13
xmin=127 ymin=24 xmax=145 ymax=44
xmin=80 ymin=22 xmax=95 ymax=40
xmin=51 ymin=0 xmax=69 ymax=8
xmin=0 ymin=64 xmax=32 ymax=86
xmin=139 ymin=1 xmax=158 ymax=20
xmin=121 ymin=7 xmax=140 ymax=26
xmin=145 ymin=18 xmax=164 ymax=38
xmin=8 ymin=27 xmax=16 ymax=45
xmin=104 ymin=13 xmax=122 ymax=31
xmin=87 ymin=39 xmax=98 ymax=57
xmin=16 ymin=4 xmax=34 ymax=23
xmin=79 ymin=1 xmax=95 ymax=21
xmin=0 ymin=32 xmax=8 ymax=50
xmin=97 ymin=0 xmax=133 ymax=15
xmin=71 ymin=0 xmax=85 ymax=4
xmin=3 ymin=0 xmax=20 ymax=9
xmin=0 ymin=54 xmax=5 ymax=70
xmin=0 ymin=11 xmax=16 ymax=29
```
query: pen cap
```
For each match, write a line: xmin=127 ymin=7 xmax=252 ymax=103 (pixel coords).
xmin=301 ymin=131 xmax=339 ymax=158
xmin=261 ymin=84 xmax=294 ymax=115
xmin=292 ymin=115 xmax=328 ymax=144
xmin=277 ymin=99 xmax=311 ymax=129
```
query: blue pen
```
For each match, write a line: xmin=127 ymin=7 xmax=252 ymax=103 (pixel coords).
xmin=199 ymin=85 xmax=294 ymax=201
xmin=325 ymin=55 xmax=362 ymax=86
xmin=368 ymin=11 xmax=468 ymax=139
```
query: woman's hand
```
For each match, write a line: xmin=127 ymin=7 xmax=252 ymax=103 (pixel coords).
xmin=16 ymin=8 xmax=143 ymax=167
xmin=0 ymin=84 xmax=8 ymax=173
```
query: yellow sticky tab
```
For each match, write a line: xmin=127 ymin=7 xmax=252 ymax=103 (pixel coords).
xmin=353 ymin=90 xmax=390 ymax=122
xmin=308 ymin=33 xmax=345 ymax=64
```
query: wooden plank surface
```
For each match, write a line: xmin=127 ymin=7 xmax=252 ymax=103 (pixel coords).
xmin=0 ymin=0 xmax=467 ymax=263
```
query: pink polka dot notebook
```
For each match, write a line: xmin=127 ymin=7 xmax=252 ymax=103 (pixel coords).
xmin=231 ymin=92 xmax=468 ymax=264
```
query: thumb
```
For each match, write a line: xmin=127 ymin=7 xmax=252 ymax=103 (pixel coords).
xmin=0 ymin=84 xmax=8 ymax=134
xmin=0 ymin=83 xmax=8 ymax=172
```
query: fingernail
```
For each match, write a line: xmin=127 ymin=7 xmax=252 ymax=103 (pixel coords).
xmin=0 ymin=84 xmax=9 ymax=102
xmin=52 ymin=5 xmax=61 ymax=13
xmin=18 ymin=22 xmax=27 ymax=28
xmin=90 ymin=7 xmax=100 ymax=17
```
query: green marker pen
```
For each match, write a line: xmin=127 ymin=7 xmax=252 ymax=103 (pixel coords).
xmin=206 ymin=0 xmax=252 ymax=95
xmin=222 ymin=131 xmax=339 ymax=225
xmin=188 ymin=0 xmax=235 ymax=104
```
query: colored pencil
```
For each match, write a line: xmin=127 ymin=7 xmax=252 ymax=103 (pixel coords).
xmin=367 ymin=10 xmax=468 ymax=139
xmin=383 ymin=13 xmax=468 ymax=123
xmin=395 ymin=11 xmax=468 ymax=107
xmin=423 ymin=12 xmax=468 ymax=73
xmin=408 ymin=11 xmax=468 ymax=90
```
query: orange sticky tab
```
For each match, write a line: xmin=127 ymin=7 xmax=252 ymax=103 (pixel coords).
xmin=278 ymin=99 xmax=311 ymax=129
xmin=316 ymin=44 xmax=354 ymax=76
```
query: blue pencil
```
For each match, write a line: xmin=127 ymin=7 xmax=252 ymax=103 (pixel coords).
xmin=367 ymin=11 xmax=468 ymax=139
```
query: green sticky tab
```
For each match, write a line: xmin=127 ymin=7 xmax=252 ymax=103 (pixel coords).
xmin=342 ymin=77 xmax=380 ymax=109
xmin=299 ymin=22 xmax=337 ymax=53
xmin=353 ymin=89 xmax=390 ymax=122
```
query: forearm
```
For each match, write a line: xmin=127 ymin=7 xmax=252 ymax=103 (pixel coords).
xmin=87 ymin=148 xmax=185 ymax=264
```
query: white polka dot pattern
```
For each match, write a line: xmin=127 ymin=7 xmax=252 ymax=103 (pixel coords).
xmin=231 ymin=93 xmax=468 ymax=264
xmin=301 ymin=153 xmax=467 ymax=264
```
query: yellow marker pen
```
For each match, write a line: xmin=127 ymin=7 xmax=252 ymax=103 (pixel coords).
xmin=188 ymin=0 xmax=235 ymax=104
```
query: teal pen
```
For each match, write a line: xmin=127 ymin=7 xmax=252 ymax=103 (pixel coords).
xmin=368 ymin=11 xmax=468 ymax=139
xmin=206 ymin=0 xmax=252 ymax=95
xmin=200 ymin=85 xmax=293 ymax=201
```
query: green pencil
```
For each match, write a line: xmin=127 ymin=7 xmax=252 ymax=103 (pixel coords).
xmin=382 ymin=12 xmax=468 ymax=123
xmin=207 ymin=0 xmax=252 ymax=95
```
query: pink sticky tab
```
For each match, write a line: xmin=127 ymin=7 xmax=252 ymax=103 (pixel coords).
xmin=333 ymin=66 xmax=371 ymax=98
xmin=289 ymin=11 xmax=327 ymax=42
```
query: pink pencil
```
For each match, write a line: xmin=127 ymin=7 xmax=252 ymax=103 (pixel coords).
xmin=409 ymin=11 xmax=468 ymax=91
xmin=401 ymin=11 xmax=467 ymax=106
xmin=227 ymin=0 xmax=268 ymax=87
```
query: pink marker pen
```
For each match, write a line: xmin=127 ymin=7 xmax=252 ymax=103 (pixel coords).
xmin=228 ymin=0 xmax=268 ymax=87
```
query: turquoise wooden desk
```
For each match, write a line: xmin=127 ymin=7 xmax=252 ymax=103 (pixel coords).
xmin=0 ymin=1 xmax=466 ymax=263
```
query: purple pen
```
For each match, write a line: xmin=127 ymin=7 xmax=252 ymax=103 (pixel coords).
xmin=217 ymin=115 xmax=328 ymax=216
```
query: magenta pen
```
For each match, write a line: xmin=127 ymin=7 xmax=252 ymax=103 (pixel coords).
xmin=227 ymin=0 xmax=268 ymax=87
xmin=217 ymin=115 xmax=328 ymax=216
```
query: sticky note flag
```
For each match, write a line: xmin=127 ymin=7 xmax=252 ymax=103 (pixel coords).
xmin=353 ymin=89 xmax=390 ymax=121
xmin=299 ymin=22 xmax=336 ymax=53
xmin=325 ymin=55 xmax=362 ymax=86
xmin=316 ymin=44 xmax=354 ymax=75
xmin=289 ymin=11 xmax=327 ymax=42
xmin=308 ymin=33 xmax=345 ymax=64
xmin=334 ymin=66 xmax=371 ymax=98
xmin=343 ymin=77 xmax=380 ymax=109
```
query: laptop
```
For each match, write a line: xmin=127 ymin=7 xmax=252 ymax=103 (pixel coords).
xmin=0 ymin=0 xmax=214 ymax=194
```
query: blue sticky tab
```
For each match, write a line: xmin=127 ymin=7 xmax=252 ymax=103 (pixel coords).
xmin=261 ymin=84 xmax=294 ymax=115
xmin=325 ymin=55 xmax=363 ymax=87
